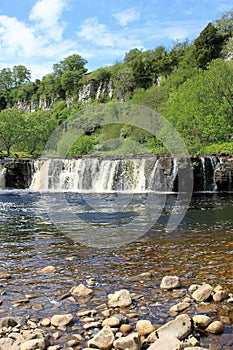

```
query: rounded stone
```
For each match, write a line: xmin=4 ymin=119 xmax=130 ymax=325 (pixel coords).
xmin=160 ymin=276 xmax=181 ymax=290
xmin=102 ymin=316 xmax=120 ymax=327
xmin=120 ymin=324 xmax=133 ymax=335
xmin=193 ymin=314 xmax=211 ymax=328
xmin=136 ymin=319 xmax=155 ymax=336
xmin=206 ymin=320 xmax=224 ymax=334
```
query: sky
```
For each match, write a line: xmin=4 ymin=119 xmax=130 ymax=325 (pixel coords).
xmin=0 ymin=0 xmax=232 ymax=80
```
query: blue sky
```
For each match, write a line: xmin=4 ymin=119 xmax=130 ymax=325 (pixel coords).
xmin=0 ymin=0 xmax=232 ymax=80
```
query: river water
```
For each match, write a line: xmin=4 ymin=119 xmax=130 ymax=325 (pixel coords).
xmin=0 ymin=190 xmax=233 ymax=348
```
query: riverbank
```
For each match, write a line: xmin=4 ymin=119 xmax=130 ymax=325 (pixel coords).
xmin=0 ymin=273 xmax=232 ymax=349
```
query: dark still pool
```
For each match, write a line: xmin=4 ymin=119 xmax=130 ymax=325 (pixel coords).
xmin=0 ymin=191 xmax=233 ymax=349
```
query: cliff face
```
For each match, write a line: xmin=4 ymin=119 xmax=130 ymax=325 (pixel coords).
xmin=215 ymin=157 xmax=233 ymax=191
xmin=1 ymin=156 xmax=233 ymax=191
xmin=15 ymin=79 xmax=114 ymax=111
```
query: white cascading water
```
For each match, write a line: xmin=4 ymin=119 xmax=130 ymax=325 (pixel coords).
xmin=0 ymin=165 xmax=6 ymax=190
xmin=29 ymin=157 xmax=174 ymax=192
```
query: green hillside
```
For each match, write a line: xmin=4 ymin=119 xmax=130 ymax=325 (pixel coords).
xmin=0 ymin=10 xmax=233 ymax=157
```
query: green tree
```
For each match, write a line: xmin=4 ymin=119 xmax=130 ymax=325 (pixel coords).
xmin=0 ymin=108 xmax=24 ymax=156
xmin=54 ymin=54 xmax=88 ymax=97
xmin=165 ymin=59 xmax=233 ymax=151
xmin=23 ymin=111 xmax=58 ymax=155
xmin=12 ymin=65 xmax=31 ymax=87
xmin=194 ymin=22 xmax=224 ymax=69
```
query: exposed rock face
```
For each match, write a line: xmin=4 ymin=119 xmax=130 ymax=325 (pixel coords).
xmin=214 ymin=157 xmax=233 ymax=191
xmin=78 ymin=79 xmax=113 ymax=105
xmin=3 ymin=159 xmax=34 ymax=189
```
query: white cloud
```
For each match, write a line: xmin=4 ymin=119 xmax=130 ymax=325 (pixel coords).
xmin=0 ymin=15 xmax=39 ymax=57
xmin=0 ymin=0 xmax=76 ymax=78
xmin=29 ymin=0 xmax=68 ymax=40
xmin=77 ymin=17 xmax=142 ymax=48
xmin=113 ymin=8 xmax=141 ymax=27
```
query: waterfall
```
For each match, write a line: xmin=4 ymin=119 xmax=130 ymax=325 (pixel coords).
xmin=200 ymin=156 xmax=220 ymax=191
xmin=0 ymin=165 xmax=6 ymax=190
xmin=29 ymin=157 xmax=176 ymax=192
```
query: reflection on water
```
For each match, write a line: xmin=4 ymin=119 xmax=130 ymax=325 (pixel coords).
xmin=0 ymin=191 xmax=233 ymax=348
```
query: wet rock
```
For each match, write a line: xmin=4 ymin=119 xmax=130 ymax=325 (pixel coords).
xmin=189 ymin=284 xmax=199 ymax=293
xmin=147 ymin=336 xmax=183 ymax=350
xmin=20 ymin=338 xmax=45 ymax=350
xmin=87 ymin=325 xmax=114 ymax=350
xmin=192 ymin=283 xmax=213 ymax=302
xmin=113 ymin=332 xmax=141 ymax=350
xmin=0 ymin=338 xmax=15 ymax=350
xmin=40 ymin=318 xmax=51 ymax=327
xmin=187 ymin=336 xmax=199 ymax=346
xmin=0 ymin=316 xmax=18 ymax=328
xmin=77 ymin=309 xmax=97 ymax=317
xmin=193 ymin=315 xmax=211 ymax=328
xmin=50 ymin=314 xmax=74 ymax=327
xmin=160 ymin=276 xmax=181 ymax=290
xmin=71 ymin=284 xmax=94 ymax=297
xmin=102 ymin=316 xmax=120 ymax=327
xmin=120 ymin=324 xmax=133 ymax=335
xmin=136 ymin=319 xmax=155 ymax=336
xmin=83 ymin=321 xmax=101 ymax=330
xmin=39 ymin=266 xmax=56 ymax=273
xmin=184 ymin=348 xmax=209 ymax=350
xmin=147 ymin=314 xmax=192 ymax=343
xmin=0 ymin=272 xmax=11 ymax=280
xmin=213 ymin=290 xmax=228 ymax=302
xmin=206 ymin=320 xmax=224 ymax=334
xmin=170 ymin=302 xmax=190 ymax=314
xmin=108 ymin=289 xmax=132 ymax=308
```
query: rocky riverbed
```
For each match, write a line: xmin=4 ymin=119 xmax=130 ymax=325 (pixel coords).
xmin=0 ymin=273 xmax=232 ymax=350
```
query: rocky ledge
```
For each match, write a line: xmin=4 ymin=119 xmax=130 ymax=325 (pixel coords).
xmin=0 ymin=275 xmax=232 ymax=349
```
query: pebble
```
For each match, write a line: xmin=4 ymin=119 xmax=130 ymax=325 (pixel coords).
xmin=39 ymin=265 xmax=56 ymax=273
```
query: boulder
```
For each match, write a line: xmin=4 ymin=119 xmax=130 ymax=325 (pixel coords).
xmin=50 ymin=314 xmax=74 ymax=327
xmin=193 ymin=315 xmax=211 ymax=328
xmin=147 ymin=336 xmax=183 ymax=350
xmin=192 ymin=284 xmax=213 ymax=302
xmin=206 ymin=320 xmax=224 ymax=334
xmin=160 ymin=276 xmax=181 ymax=290
xmin=87 ymin=326 xmax=114 ymax=350
xmin=170 ymin=302 xmax=190 ymax=313
xmin=113 ymin=332 xmax=141 ymax=350
xmin=71 ymin=284 xmax=93 ymax=297
xmin=102 ymin=316 xmax=120 ymax=327
xmin=146 ymin=314 xmax=192 ymax=343
xmin=108 ymin=289 xmax=132 ymax=308
xmin=20 ymin=338 xmax=45 ymax=350
xmin=136 ymin=319 xmax=155 ymax=336
xmin=213 ymin=290 xmax=228 ymax=302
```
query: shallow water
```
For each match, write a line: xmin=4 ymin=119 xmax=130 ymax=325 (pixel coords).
xmin=0 ymin=191 xmax=233 ymax=348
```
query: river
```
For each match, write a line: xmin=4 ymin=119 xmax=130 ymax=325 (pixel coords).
xmin=0 ymin=190 xmax=232 ymax=348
